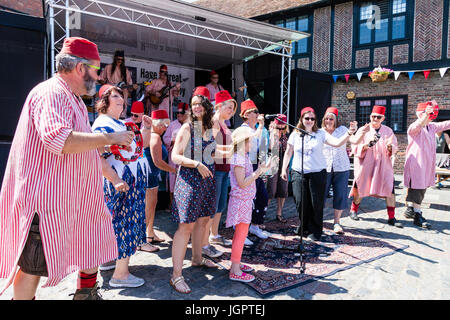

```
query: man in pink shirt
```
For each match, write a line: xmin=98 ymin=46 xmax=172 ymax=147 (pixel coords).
xmin=403 ymin=100 xmax=450 ymax=228
xmin=145 ymin=65 xmax=181 ymax=118
xmin=349 ymin=105 xmax=403 ymax=228
xmin=0 ymin=37 xmax=134 ymax=300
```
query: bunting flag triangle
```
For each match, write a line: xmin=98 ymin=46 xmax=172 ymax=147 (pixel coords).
xmin=439 ymin=67 xmax=448 ymax=78
xmin=423 ymin=70 xmax=430 ymax=79
xmin=408 ymin=71 xmax=415 ymax=80
xmin=344 ymin=74 xmax=350 ymax=83
xmin=356 ymin=72 xmax=363 ymax=81
xmin=333 ymin=75 xmax=338 ymax=83
xmin=394 ymin=71 xmax=401 ymax=80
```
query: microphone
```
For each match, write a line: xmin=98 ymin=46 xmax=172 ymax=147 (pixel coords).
xmin=265 ymin=114 xmax=280 ymax=119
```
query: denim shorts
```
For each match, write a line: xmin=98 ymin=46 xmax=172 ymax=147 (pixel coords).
xmin=147 ymin=174 xmax=159 ymax=189
xmin=214 ymin=170 xmax=230 ymax=214
xmin=325 ymin=170 xmax=350 ymax=210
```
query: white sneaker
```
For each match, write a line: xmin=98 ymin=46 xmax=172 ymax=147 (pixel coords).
xmin=244 ymin=237 xmax=254 ymax=246
xmin=249 ymin=225 xmax=268 ymax=239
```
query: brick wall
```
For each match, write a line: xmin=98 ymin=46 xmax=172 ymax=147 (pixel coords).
xmin=297 ymin=57 xmax=310 ymax=70
xmin=0 ymin=0 xmax=43 ymax=17
xmin=392 ymin=44 xmax=409 ymax=65
xmin=312 ymin=6 xmax=331 ymax=73
xmin=355 ymin=49 xmax=370 ymax=68
xmin=331 ymin=70 xmax=450 ymax=174
xmin=373 ymin=47 xmax=389 ymax=67
xmin=333 ymin=2 xmax=353 ymax=71
xmin=413 ymin=0 xmax=443 ymax=62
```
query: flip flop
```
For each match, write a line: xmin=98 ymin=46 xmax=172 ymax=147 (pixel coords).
xmin=147 ymin=236 xmax=165 ymax=244
xmin=137 ymin=243 xmax=160 ymax=253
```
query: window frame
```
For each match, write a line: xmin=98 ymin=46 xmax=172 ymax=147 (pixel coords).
xmin=356 ymin=95 xmax=408 ymax=133
xmin=356 ymin=0 xmax=410 ymax=48
xmin=272 ymin=14 xmax=312 ymax=57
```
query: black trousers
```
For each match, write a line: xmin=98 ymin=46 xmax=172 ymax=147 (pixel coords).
xmin=251 ymin=164 xmax=268 ymax=225
xmin=291 ymin=169 xmax=327 ymax=238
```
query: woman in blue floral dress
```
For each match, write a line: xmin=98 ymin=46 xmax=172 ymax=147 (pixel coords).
xmin=169 ymin=86 xmax=222 ymax=294
xmin=92 ymin=85 xmax=150 ymax=289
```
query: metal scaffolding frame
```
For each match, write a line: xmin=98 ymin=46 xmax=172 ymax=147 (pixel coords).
xmin=46 ymin=0 xmax=293 ymax=118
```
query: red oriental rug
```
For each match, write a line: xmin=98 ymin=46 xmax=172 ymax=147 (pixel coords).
xmin=211 ymin=218 xmax=408 ymax=297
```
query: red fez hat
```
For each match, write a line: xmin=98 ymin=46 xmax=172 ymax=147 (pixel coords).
xmin=275 ymin=114 xmax=287 ymax=125
xmin=371 ymin=105 xmax=386 ymax=115
xmin=210 ymin=70 xmax=218 ymax=76
xmin=215 ymin=90 xmax=233 ymax=105
xmin=325 ymin=107 xmax=339 ymax=117
xmin=177 ymin=102 xmax=189 ymax=112
xmin=417 ymin=100 xmax=439 ymax=120
xmin=60 ymin=37 xmax=100 ymax=61
xmin=240 ymin=99 xmax=258 ymax=117
xmin=131 ymin=101 xmax=144 ymax=114
xmin=160 ymin=65 xmax=168 ymax=72
xmin=193 ymin=86 xmax=210 ymax=100
xmin=301 ymin=107 xmax=315 ymax=117
xmin=151 ymin=109 xmax=169 ymax=120
xmin=98 ymin=84 xmax=114 ymax=98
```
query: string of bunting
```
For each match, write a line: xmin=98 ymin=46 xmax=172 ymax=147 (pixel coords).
xmin=332 ymin=66 xmax=449 ymax=83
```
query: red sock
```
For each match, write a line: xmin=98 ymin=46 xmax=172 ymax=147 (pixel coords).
xmin=77 ymin=271 xmax=97 ymax=289
xmin=387 ymin=206 xmax=395 ymax=219
xmin=351 ymin=201 xmax=360 ymax=213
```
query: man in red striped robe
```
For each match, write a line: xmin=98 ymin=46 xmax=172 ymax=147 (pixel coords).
xmin=0 ymin=37 xmax=134 ymax=300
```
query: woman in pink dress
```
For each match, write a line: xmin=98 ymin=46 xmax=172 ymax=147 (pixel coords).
xmin=226 ymin=127 xmax=277 ymax=283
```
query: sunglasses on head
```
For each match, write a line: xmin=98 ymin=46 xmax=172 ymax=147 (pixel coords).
xmin=371 ymin=115 xmax=383 ymax=120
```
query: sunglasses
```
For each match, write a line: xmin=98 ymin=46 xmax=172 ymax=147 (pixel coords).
xmin=83 ymin=63 xmax=100 ymax=70
xmin=211 ymin=76 xmax=219 ymax=79
xmin=325 ymin=117 xmax=335 ymax=121
xmin=304 ymin=117 xmax=316 ymax=121
xmin=131 ymin=114 xmax=140 ymax=118
xmin=248 ymin=110 xmax=259 ymax=115
xmin=371 ymin=115 xmax=383 ymax=120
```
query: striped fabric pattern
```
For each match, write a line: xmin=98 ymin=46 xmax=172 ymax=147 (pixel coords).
xmin=0 ymin=76 xmax=117 ymax=294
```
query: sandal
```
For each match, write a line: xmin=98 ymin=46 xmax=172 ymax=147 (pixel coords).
xmin=147 ymin=236 xmax=165 ymax=244
xmin=170 ymin=276 xmax=191 ymax=294
xmin=276 ymin=215 xmax=287 ymax=223
xmin=137 ymin=243 xmax=160 ymax=253
xmin=191 ymin=257 xmax=218 ymax=269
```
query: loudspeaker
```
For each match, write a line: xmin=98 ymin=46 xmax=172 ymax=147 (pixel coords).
xmin=0 ymin=11 xmax=46 ymax=182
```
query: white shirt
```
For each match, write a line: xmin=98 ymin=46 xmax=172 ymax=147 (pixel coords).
xmin=321 ymin=126 xmax=351 ymax=173
xmin=288 ymin=129 xmax=327 ymax=174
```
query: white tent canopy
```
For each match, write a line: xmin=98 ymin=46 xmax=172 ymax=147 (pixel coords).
xmin=46 ymin=0 xmax=309 ymax=117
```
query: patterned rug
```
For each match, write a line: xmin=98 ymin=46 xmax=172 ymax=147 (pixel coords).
xmin=211 ymin=217 xmax=409 ymax=297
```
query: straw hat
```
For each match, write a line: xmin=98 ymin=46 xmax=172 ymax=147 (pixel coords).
xmin=231 ymin=126 xmax=256 ymax=146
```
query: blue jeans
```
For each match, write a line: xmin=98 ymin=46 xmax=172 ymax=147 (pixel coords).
xmin=214 ymin=170 xmax=230 ymax=214
xmin=324 ymin=170 xmax=350 ymax=210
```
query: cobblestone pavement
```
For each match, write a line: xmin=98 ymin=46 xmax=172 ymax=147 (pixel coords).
xmin=1 ymin=175 xmax=449 ymax=300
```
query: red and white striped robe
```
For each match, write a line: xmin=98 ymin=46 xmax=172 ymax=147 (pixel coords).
xmin=0 ymin=76 xmax=117 ymax=294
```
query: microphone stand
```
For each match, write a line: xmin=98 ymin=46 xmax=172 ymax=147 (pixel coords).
xmin=271 ymin=115 xmax=307 ymax=274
